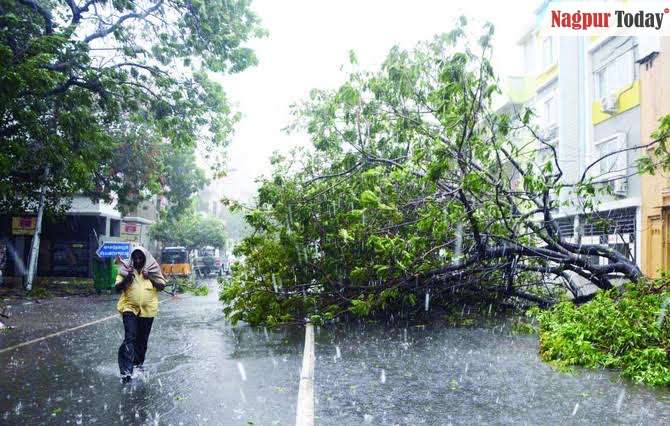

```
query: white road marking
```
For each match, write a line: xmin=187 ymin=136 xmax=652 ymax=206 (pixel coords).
xmin=296 ymin=322 xmax=315 ymax=426
xmin=0 ymin=298 xmax=171 ymax=355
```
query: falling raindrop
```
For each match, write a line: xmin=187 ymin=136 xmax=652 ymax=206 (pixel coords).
xmin=453 ymin=223 xmax=463 ymax=265
xmin=571 ymin=402 xmax=579 ymax=416
xmin=657 ymin=297 xmax=670 ymax=327
xmin=335 ymin=346 xmax=341 ymax=359
xmin=616 ymin=389 xmax=626 ymax=413
xmin=425 ymin=291 xmax=430 ymax=312
xmin=5 ymin=242 xmax=27 ymax=276
xmin=380 ymin=369 xmax=386 ymax=384
xmin=237 ymin=362 xmax=247 ymax=381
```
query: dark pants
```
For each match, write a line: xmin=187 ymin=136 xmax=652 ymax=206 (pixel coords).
xmin=118 ymin=312 xmax=154 ymax=377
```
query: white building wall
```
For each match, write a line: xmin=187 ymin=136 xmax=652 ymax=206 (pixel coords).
xmin=557 ymin=36 xmax=583 ymax=217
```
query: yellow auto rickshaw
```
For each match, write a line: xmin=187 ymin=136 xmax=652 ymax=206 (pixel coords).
xmin=160 ymin=246 xmax=191 ymax=278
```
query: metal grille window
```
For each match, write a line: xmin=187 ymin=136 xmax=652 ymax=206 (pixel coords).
xmin=556 ymin=216 xmax=574 ymax=238
xmin=582 ymin=207 xmax=637 ymax=263
xmin=553 ymin=209 xmax=637 ymax=264
xmin=582 ymin=207 xmax=636 ymax=236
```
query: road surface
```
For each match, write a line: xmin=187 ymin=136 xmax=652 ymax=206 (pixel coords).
xmin=1 ymin=279 xmax=303 ymax=425
xmin=3 ymin=279 xmax=670 ymax=425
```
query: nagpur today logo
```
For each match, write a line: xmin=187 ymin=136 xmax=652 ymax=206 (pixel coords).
xmin=543 ymin=2 xmax=670 ymax=36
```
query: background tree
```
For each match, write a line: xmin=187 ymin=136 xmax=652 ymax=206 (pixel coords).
xmin=151 ymin=208 xmax=226 ymax=254
xmin=0 ymin=0 xmax=265 ymax=213
xmin=221 ymin=21 xmax=670 ymax=326
xmin=161 ymin=149 xmax=208 ymax=219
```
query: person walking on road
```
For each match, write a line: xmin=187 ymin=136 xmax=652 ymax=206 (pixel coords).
xmin=115 ymin=246 xmax=166 ymax=383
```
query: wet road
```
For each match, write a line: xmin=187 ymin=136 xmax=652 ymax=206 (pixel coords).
xmin=314 ymin=322 xmax=670 ymax=425
xmin=1 ymin=279 xmax=303 ymax=425
xmin=3 ymin=281 xmax=670 ymax=425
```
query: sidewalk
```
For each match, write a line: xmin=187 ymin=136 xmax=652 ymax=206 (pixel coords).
xmin=0 ymin=277 xmax=99 ymax=301
xmin=0 ymin=292 xmax=121 ymax=349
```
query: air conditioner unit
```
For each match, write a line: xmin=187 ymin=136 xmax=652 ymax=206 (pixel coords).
xmin=612 ymin=177 xmax=628 ymax=196
xmin=600 ymin=94 xmax=619 ymax=114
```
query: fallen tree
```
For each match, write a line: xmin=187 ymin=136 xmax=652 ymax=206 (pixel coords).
xmin=221 ymin=21 xmax=670 ymax=325
xmin=533 ymin=277 xmax=670 ymax=386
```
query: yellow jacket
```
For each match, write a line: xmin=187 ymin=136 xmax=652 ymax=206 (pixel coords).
xmin=116 ymin=271 xmax=159 ymax=318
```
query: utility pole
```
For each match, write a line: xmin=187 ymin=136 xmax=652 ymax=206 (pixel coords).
xmin=25 ymin=166 xmax=49 ymax=291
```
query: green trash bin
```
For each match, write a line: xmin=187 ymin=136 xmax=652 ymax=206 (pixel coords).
xmin=93 ymin=257 xmax=118 ymax=293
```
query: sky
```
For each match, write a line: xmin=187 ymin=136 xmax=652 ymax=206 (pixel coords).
xmin=210 ymin=0 xmax=539 ymax=202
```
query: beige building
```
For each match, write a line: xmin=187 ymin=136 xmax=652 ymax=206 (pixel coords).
xmin=640 ymin=37 xmax=670 ymax=277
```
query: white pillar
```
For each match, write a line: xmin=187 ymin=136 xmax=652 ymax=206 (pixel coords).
xmin=25 ymin=183 xmax=47 ymax=291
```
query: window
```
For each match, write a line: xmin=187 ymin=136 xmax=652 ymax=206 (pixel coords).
xmin=595 ymin=50 xmax=634 ymax=98
xmin=594 ymin=133 xmax=626 ymax=177
xmin=523 ymin=40 xmax=534 ymax=74
xmin=110 ymin=219 xmax=121 ymax=237
xmin=542 ymin=37 xmax=555 ymax=69
xmin=543 ymin=96 xmax=558 ymax=127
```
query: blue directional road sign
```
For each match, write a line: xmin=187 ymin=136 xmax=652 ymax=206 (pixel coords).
xmin=96 ymin=242 xmax=131 ymax=258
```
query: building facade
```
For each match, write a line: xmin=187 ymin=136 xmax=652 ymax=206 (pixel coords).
xmin=640 ymin=37 xmax=670 ymax=277
xmin=0 ymin=195 xmax=160 ymax=281
xmin=504 ymin=1 xmax=668 ymax=273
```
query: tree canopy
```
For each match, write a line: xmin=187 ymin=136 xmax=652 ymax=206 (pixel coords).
xmin=221 ymin=21 xmax=670 ymax=326
xmin=151 ymin=208 xmax=226 ymax=252
xmin=0 ymin=0 xmax=265 ymax=213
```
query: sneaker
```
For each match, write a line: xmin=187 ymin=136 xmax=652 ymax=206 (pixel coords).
xmin=121 ymin=375 xmax=132 ymax=384
xmin=134 ymin=364 xmax=144 ymax=373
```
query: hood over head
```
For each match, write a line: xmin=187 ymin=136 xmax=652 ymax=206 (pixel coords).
xmin=117 ymin=246 xmax=166 ymax=286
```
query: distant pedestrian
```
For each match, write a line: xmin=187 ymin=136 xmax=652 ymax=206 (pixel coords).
xmin=115 ymin=246 xmax=166 ymax=383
